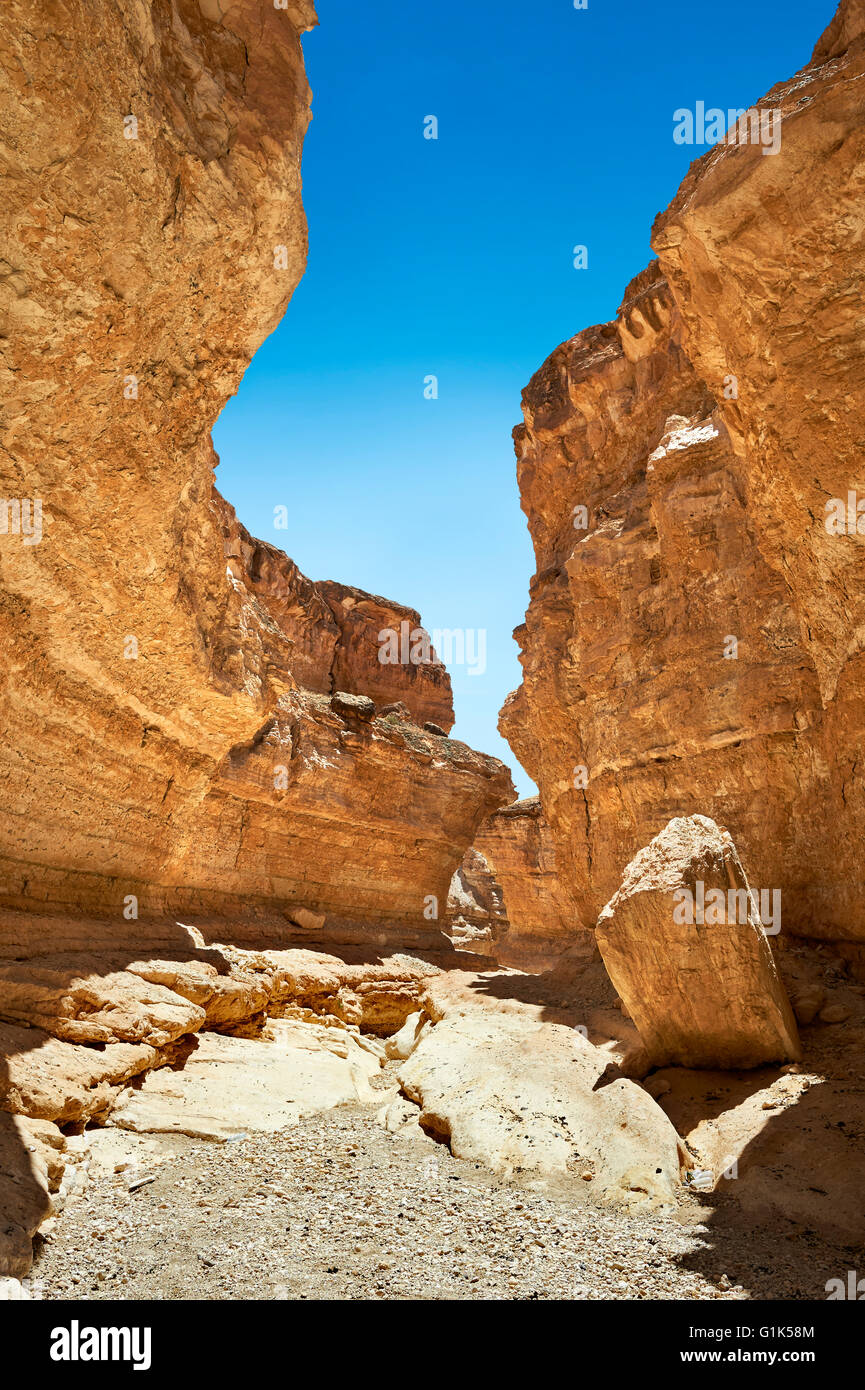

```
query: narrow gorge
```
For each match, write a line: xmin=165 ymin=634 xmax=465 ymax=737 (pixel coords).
xmin=0 ymin=0 xmax=864 ymax=1318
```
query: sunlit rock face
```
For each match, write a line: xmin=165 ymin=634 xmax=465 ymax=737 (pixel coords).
xmin=446 ymin=847 xmax=508 ymax=957
xmin=473 ymin=798 xmax=588 ymax=970
xmin=501 ymin=268 xmax=820 ymax=937
xmin=650 ymin=0 xmax=865 ymax=940
xmin=502 ymin=1 xmax=865 ymax=943
xmin=0 ymin=0 xmax=512 ymax=949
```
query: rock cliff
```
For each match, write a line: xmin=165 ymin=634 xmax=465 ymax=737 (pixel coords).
xmin=0 ymin=0 xmax=513 ymax=953
xmin=474 ymin=797 xmax=589 ymax=969
xmin=502 ymin=0 xmax=865 ymax=945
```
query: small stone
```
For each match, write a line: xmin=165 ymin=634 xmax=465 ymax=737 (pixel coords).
xmin=819 ymin=1004 xmax=851 ymax=1024
xmin=331 ymin=691 xmax=375 ymax=721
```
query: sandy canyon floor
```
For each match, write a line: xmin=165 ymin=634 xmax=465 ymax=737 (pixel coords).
xmin=18 ymin=945 xmax=865 ymax=1304
xmin=30 ymin=1095 xmax=849 ymax=1303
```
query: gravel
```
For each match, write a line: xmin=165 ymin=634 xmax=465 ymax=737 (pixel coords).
xmin=32 ymin=1068 xmax=850 ymax=1301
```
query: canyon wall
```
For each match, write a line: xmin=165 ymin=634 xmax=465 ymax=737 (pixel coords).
xmin=501 ymin=0 xmax=865 ymax=944
xmin=474 ymin=798 xmax=588 ymax=969
xmin=446 ymin=847 xmax=508 ymax=956
xmin=0 ymin=0 xmax=513 ymax=953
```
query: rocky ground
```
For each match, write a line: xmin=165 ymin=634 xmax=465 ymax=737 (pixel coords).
xmin=3 ymin=936 xmax=863 ymax=1303
xmin=29 ymin=1060 xmax=853 ymax=1303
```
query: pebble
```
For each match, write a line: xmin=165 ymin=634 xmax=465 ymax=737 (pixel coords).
xmin=32 ymin=1083 xmax=844 ymax=1301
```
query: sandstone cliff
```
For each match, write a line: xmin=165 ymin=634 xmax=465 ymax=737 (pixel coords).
xmin=502 ymin=0 xmax=865 ymax=945
xmin=474 ymin=797 xmax=589 ymax=969
xmin=0 ymin=0 xmax=513 ymax=954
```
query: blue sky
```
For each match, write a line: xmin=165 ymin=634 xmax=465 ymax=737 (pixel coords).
xmin=214 ymin=0 xmax=836 ymax=798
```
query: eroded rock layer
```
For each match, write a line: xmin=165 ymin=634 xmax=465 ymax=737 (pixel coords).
xmin=474 ymin=797 xmax=588 ymax=969
xmin=0 ymin=0 xmax=512 ymax=950
xmin=446 ymin=847 xmax=508 ymax=957
xmin=501 ymin=1 xmax=865 ymax=943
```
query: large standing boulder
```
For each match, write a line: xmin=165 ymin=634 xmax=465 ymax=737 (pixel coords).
xmin=595 ymin=815 xmax=800 ymax=1069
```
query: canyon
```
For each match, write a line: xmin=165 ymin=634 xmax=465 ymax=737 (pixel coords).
xmin=1 ymin=0 xmax=864 ymax=1304
xmin=502 ymin=3 xmax=865 ymax=954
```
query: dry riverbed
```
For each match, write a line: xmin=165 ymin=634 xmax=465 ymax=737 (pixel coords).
xmin=32 ymin=1077 xmax=846 ymax=1302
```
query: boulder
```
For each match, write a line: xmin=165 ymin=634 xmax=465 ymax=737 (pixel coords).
xmin=0 ymin=1020 xmax=177 ymax=1126
xmin=0 ymin=1113 xmax=66 ymax=1277
xmin=399 ymin=1006 xmax=683 ymax=1208
xmin=384 ymin=1010 xmax=429 ymax=1061
xmin=109 ymin=1020 xmax=381 ymax=1141
xmin=595 ymin=815 xmax=800 ymax=1069
xmin=0 ymin=955 xmax=206 ymax=1047
xmin=330 ymin=691 xmax=376 ymax=721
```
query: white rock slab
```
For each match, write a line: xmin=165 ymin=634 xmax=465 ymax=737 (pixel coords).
xmin=109 ymin=1020 xmax=380 ymax=1141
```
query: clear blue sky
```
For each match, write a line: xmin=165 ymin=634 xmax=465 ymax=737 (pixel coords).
xmin=214 ymin=0 xmax=836 ymax=799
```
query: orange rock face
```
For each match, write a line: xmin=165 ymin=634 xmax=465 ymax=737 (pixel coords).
xmin=651 ymin=1 xmax=865 ymax=939
xmin=501 ymin=2 xmax=865 ymax=944
xmin=474 ymin=798 xmax=587 ymax=970
xmin=0 ymin=0 xmax=512 ymax=950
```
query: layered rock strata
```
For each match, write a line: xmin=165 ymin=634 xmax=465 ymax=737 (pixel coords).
xmin=474 ymin=797 xmax=588 ymax=969
xmin=501 ymin=1 xmax=865 ymax=944
xmin=445 ymin=847 xmax=508 ymax=956
xmin=0 ymin=936 xmax=441 ymax=1274
xmin=0 ymin=0 xmax=512 ymax=952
